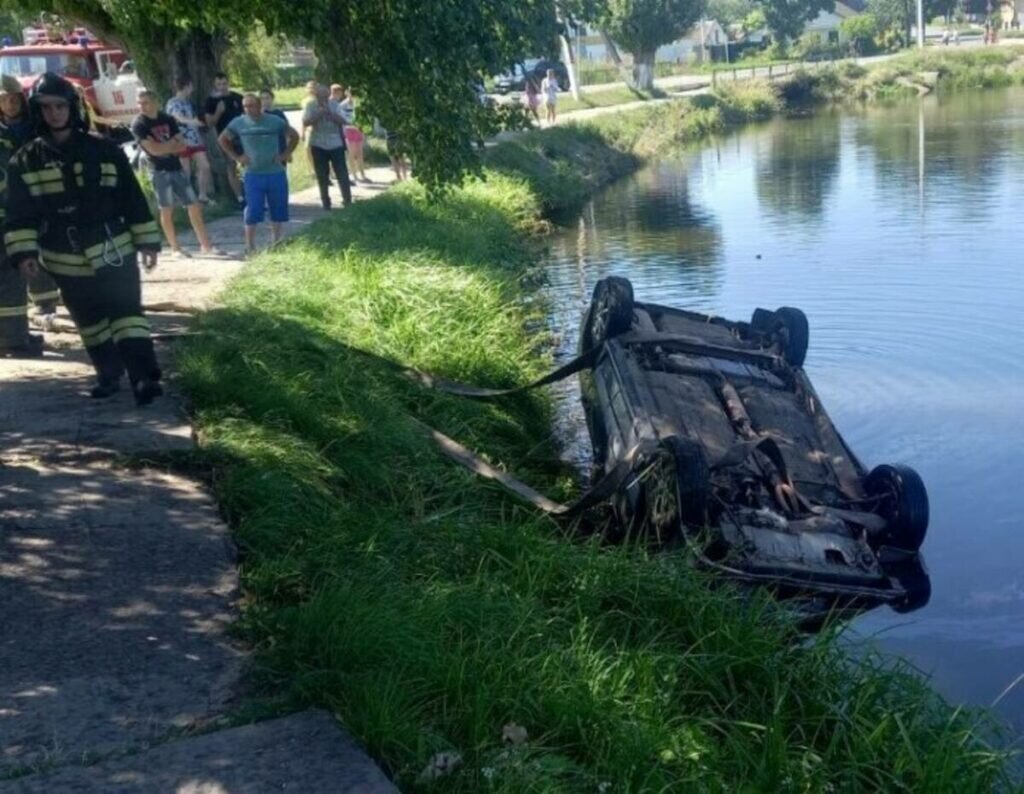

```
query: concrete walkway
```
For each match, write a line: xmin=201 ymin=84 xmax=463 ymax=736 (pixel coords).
xmin=0 ymin=167 xmax=399 ymax=792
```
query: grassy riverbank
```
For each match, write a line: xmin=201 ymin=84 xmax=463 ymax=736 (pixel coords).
xmin=178 ymin=90 xmax=1015 ymax=790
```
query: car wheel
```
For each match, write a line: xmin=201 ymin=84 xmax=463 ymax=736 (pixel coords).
xmin=643 ymin=437 xmax=709 ymax=545
xmin=775 ymin=307 xmax=809 ymax=367
xmin=893 ymin=573 xmax=931 ymax=614
xmin=750 ymin=307 xmax=776 ymax=333
xmin=866 ymin=464 xmax=929 ymax=552
xmin=583 ymin=277 xmax=634 ymax=350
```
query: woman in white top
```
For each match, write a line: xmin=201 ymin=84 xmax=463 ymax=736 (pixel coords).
xmin=541 ymin=69 xmax=559 ymax=125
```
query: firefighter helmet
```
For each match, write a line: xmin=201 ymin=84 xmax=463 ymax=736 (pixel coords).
xmin=28 ymin=72 xmax=86 ymax=133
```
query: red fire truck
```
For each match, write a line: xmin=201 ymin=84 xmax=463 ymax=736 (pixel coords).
xmin=0 ymin=26 xmax=141 ymax=127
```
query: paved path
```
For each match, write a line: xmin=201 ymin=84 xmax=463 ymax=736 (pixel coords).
xmin=0 ymin=167 xmax=399 ymax=792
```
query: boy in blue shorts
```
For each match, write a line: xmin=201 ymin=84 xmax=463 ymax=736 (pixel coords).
xmin=218 ymin=93 xmax=299 ymax=254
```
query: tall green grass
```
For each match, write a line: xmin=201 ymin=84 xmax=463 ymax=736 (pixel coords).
xmin=179 ymin=138 xmax=1015 ymax=789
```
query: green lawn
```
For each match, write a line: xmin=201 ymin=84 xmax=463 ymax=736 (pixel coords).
xmin=176 ymin=117 xmax=1014 ymax=791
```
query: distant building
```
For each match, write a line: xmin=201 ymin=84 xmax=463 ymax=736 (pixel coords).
xmin=579 ymin=21 xmax=729 ymax=65
xmin=801 ymin=2 xmax=861 ymax=43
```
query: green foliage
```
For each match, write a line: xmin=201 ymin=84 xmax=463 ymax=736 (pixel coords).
xmin=222 ymin=23 xmax=284 ymax=90
xmin=840 ymin=12 xmax=880 ymax=53
xmin=599 ymin=0 xmax=705 ymax=87
xmin=177 ymin=114 xmax=1014 ymax=793
xmin=708 ymin=0 xmax=757 ymax=27
xmin=762 ymin=0 xmax=833 ymax=43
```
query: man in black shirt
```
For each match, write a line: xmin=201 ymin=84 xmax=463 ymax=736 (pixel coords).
xmin=132 ymin=90 xmax=222 ymax=257
xmin=202 ymin=72 xmax=244 ymax=206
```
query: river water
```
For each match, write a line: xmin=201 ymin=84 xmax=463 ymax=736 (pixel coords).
xmin=542 ymin=88 xmax=1024 ymax=729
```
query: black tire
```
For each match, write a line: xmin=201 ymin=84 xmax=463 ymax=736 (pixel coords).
xmin=775 ymin=307 xmax=809 ymax=367
xmin=642 ymin=437 xmax=709 ymax=544
xmin=893 ymin=575 xmax=931 ymax=614
xmin=750 ymin=307 xmax=776 ymax=333
xmin=866 ymin=464 xmax=929 ymax=552
xmin=583 ymin=277 xmax=634 ymax=350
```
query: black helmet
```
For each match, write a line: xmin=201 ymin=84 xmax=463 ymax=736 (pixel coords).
xmin=28 ymin=72 xmax=86 ymax=134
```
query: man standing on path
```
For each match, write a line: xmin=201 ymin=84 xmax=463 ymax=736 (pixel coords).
xmin=218 ymin=93 xmax=299 ymax=255
xmin=302 ymin=84 xmax=351 ymax=210
xmin=4 ymin=73 xmax=164 ymax=405
xmin=132 ymin=90 xmax=224 ymax=259
xmin=202 ymin=72 xmax=245 ymax=207
xmin=0 ymin=74 xmax=60 ymax=333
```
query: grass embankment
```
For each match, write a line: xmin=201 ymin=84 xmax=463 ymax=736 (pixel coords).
xmin=177 ymin=93 xmax=1014 ymax=791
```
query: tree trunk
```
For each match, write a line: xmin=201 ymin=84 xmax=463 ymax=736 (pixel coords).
xmin=632 ymin=50 xmax=656 ymax=92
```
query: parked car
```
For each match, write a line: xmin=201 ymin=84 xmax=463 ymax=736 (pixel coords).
xmin=494 ymin=58 xmax=570 ymax=94
xmin=578 ymin=277 xmax=931 ymax=624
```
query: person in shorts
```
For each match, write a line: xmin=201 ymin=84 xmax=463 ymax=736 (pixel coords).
xmin=219 ymin=93 xmax=299 ymax=254
xmin=385 ymin=128 xmax=408 ymax=182
xmin=132 ymin=90 xmax=224 ymax=257
xmin=334 ymin=84 xmax=370 ymax=183
xmin=166 ymin=76 xmax=212 ymax=203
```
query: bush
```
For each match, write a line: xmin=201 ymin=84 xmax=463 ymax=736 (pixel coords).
xmin=274 ymin=64 xmax=316 ymax=88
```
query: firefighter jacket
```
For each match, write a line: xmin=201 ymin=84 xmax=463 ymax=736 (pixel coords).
xmin=0 ymin=121 xmax=25 ymax=262
xmin=4 ymin=131 xmax=161 ymax=277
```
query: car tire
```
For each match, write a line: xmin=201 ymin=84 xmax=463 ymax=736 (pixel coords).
xmin=643 ymin=437 xmax=709 ymax=544
xmin=866 ymin=464 xmax=929 ymax=552
xmin=750 ymin=307 xmax=776 ymax=333
xmin=775 ymin=307 xmax=809 ymax=367
xmin=892 ymin=573 xmax=931 ymax=614
xmin=583 ymin=277 xmax=634 ymax=350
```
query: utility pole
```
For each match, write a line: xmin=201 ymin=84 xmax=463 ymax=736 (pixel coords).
xmin=917 ymin=0 xmax=925 ymax=48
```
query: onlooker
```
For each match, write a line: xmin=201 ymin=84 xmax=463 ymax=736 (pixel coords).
xmin=166 ymin=76 xmax=212 ymax=203
xmin=260 ymin=88 xmax=289 ymax=155
xmin=132 ymin=90 xmax=224 ymax=258
xmin=300 ymin=80 xmax=319 ymax=170
xmin=219 ymin=93 xmax=299 ymax=254
xmin=524 ymin=77 xmax=541 ymax=124
xmin=202 ymin=72 xmax=245 ymax=206
xmin=335 ymin=85 xmax=370 ymax=183
xmin=303 ymin=84 xmax=351 ymax=209
xmin=541 ymin=68 xmax=559 ymax=125
xmin=386 ymin=129 xmax=408 ymax=182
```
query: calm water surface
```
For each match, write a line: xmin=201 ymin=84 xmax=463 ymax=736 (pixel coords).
xmin=543 ymin=89 xmax=1024 ymax=728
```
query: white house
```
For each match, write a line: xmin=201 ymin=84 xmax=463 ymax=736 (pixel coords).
xmin=802 ymin=2 xmax=860 ymax=43
xmin=579 ymin=21 xmax=728 ymax=64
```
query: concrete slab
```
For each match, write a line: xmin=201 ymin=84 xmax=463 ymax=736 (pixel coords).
xmin=0 ymin=711 xmax=398 ymax=793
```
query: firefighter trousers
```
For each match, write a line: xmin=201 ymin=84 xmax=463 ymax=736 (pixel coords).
xmin=28 ymin=267 xmax=60 ymax=314
xmin=0 ymin=261 xmax=31 ymax=349
xmin=48 ymin=255 xmax=161 ymax=386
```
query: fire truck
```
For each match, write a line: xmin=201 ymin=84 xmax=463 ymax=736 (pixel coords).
xmin=0 ymin=26 xmax=141 ymax=128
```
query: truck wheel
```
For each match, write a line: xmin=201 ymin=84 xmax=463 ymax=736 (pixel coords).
xmin=775 ymin=307 xmax=809 ymax=367
xmin=866 ymin=464 xmax=929 ymax=552
xmin=583 ymin=277 xmax=634 ymax=350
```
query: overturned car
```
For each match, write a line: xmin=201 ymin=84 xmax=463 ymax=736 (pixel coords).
xmin=577 ymin=277 xmax=930 ymax=619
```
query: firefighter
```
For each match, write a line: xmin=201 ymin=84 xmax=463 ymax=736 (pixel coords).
xmin=4 ymin=73 xmax=164 ymax=405
xmin=0 ymin=74 xmax=60 ymax=333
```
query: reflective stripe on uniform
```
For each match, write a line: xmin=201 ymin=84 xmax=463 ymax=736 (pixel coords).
xmin=84 ymin=232 xmax=133 ymax=261
xmin=40 ymin=249 xmax=93 ymax=277
xmin=28 ymin=289 xmax=61 ymax=303
xmin=20 ymin=168 xmax=62 ymax=185
xmin=26 ymin=182 xmax=65 ymax=197
xmin=129 ymin=221 xmax=161 ymax=247
xmin=0 ymin=305 xmax=29 ymax=318
xmin=4 ymin=229 xmax=39 ymax=255
xmin=78 ymin=319 xmax=111 ymax=347
xmin=110 ymin=316 xmax=150 ymax=342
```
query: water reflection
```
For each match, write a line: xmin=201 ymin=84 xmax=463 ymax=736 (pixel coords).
xmin=543 ymin=88 xmax=1024 ymax=730
xmin=756 ymin=111 xmax=842 ymax=222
